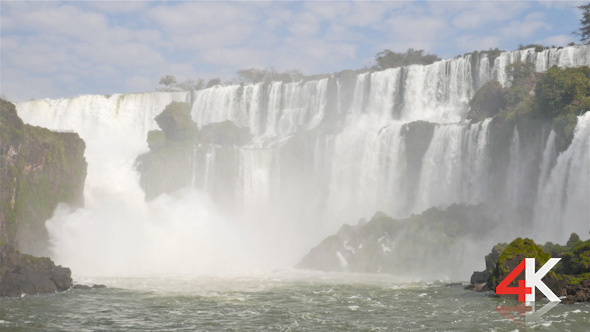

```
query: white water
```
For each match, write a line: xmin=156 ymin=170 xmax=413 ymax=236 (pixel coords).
xmin=534 ymin=112 xmax=590 ymax=242
xmin=14 ymin=45 xmax=590 ymax=278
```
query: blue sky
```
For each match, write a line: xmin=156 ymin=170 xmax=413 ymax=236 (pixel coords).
xmin=0 ymin=1 xmax=586 ymax=101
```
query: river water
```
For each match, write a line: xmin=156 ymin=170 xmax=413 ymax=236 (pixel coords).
xmin=1 ymin=271 xmax=588 ymax=331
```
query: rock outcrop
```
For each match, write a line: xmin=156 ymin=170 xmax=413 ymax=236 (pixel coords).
xmin=0 ymin=99 xmax=87 ymax=256
xmin=135 ymin=101 xmax=251 ymax=200
xmin=0 ymin=246 xmax=72 ymax=297
xmin=0 ymin=99 xmax=86 ymax=296
xmin=468 ymin=234 xmax=590 ymax=303
xmin=297 ymin=204 xmax=503 ymax=277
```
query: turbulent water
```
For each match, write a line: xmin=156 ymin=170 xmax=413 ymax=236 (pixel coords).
xmin=14 ymin=45 xmax=590 ymax=279
xmin=1 ymin=273 xmax=589 ymax=331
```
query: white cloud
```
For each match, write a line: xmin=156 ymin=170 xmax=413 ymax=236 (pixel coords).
xmin=449 ymin=1 xmax=530 ymax=29
xmin=535 ymin=34 xmax=576 ymax=47
xmin=82 ymin=1 xmax=151 ymax=14
xmin=124 ymin=76 xmax=154 ymax=93
xmin=0 ymin=1 xmax=585 ymax=100
xmin=455 ymin=35 xmax=502 ymax=52
xmin=500 ymin=13 xmax=550 ymax=39
xmin=385 ymin=15 xmax=449 ymax=52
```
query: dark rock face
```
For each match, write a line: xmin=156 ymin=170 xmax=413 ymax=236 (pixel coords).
xmin=470 ymin=271 xmax=487 ymax=284
xmin=0 ymin=99 xmax=83 ymax=297
xmin=73 ymin=284 xmax=91 ymax=290
xmin=0 ymin=246 xmax=72 ymax=297
xmin=562 ymin=280 xmax=590 ymax=304
xmin=0 ymin=99 xmax=87 ymax=256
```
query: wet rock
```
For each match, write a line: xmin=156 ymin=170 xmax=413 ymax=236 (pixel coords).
xmin=0 ymin=246 xmax=73 ymax=297
xmin=50 ymin=266 xmax=73 ymax=291
xmin=92 ymin=284 xmax=106 ymax=289
xmin=1 ymin=272 xmax=57 ymax=296
xmin=73 ymin=284 xmax=91 ymax=290
xmin=470 ymin=271 xmax=487 ymax=284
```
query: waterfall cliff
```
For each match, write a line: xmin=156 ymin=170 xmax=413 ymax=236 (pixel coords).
xmin=14 ymin=45 xmax=590 ymax=275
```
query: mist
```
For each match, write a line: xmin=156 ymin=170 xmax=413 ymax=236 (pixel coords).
xmin=14 ymin=45 xmax=590 ymax=280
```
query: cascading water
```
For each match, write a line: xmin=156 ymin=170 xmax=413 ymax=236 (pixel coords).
xmin=14 ymin=45 xmax=590 ymax=277
xmin=534 ymin=112 xmax=590 ymax=242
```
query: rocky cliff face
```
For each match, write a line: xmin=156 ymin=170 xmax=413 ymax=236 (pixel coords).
xmin=0 ymin=99 xmax=87 ymax=256
xmin=0 ymin=99 xmax=86 ymax=296
xmin=135 ymin=102 xmax=251 ymax=201
xmin=296 ymin=204 xmax=503 ymax=278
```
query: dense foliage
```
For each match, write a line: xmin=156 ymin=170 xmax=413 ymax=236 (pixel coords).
xmin=467 ymin=63 xmax=589 ymax=151
xmin=468 ymin=233 xmax=590 ymax=303
xmin=466 ymin=80 xmax=506 ymax=121
xmin=535 ymin=66 xmax=590 ymax=118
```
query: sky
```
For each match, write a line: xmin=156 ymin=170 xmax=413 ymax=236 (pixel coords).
xmin=0 ymin=0 xmax=587 ymax=102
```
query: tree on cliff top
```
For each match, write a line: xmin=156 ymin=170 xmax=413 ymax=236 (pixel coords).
xmin=575 ymin=3 xmax=590 ymax=44
xmin=159 ymin=75 xmax=177 ymax=86
xmin=374 ymin=48 xmax=440 ymax=70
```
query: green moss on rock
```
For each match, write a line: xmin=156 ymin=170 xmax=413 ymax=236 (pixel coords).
xmin=487 ymin=238 xmax=550 ymax=291
xmin=1 ymin=99 xmax=87 ymax=255
xmin=472 ymin=234 xmax=590 ymax=302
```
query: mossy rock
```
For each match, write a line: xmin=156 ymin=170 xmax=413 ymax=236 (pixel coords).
xmin=488 ymin=238 xmax=551 ymax=291
xmin=147 ymin=130 xmax=166 ymax=151
xmin=154 ymin=101 xmax=196 ymax=142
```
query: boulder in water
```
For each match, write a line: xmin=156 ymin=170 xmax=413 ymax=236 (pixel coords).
xmin=0 ymin=246 xmax=72 ymax=297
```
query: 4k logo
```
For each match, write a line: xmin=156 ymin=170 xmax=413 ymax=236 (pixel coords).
xmin=496 ymin=258 xmax=561 ymax=302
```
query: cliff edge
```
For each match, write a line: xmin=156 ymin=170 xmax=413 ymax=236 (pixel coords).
xmin=0 ymin=99 xmax=87 ymax=296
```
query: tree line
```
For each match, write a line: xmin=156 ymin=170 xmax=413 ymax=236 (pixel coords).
xmin=158 ymin=3 xmax=590 ymax=91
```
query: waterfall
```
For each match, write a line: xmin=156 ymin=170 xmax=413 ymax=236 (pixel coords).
xmin=413 ymin=119 xmax=492 ymax=213
xmin=534 ymin=113 xmax=590 ymax=241
xmin=13 ymin=45 xmax=590 ymax=274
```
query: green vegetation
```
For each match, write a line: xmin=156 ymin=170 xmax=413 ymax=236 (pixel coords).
xmin=535 ymin=66 xmax=590 ymax=118
xmin=374 ymin=48 xmax=440 ymax=70
xmin=489 ymin=238 xmax=550 ymax=288
xmin=478 ymin=234 xmax=590 ymax=300
xmin=467 ymin=80 xmax=506 ymax=121
xmin=467 ymin=62 xmax=590 ymax=152
xmin=470 ymin=64 xmax=589 ymax=122
xmin=159 ymin=75 xmax=177 ymax=86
